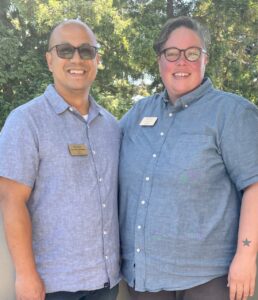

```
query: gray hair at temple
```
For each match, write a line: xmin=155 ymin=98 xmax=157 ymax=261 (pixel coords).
xmin=153 ymin=16 xmax=211 ymax=55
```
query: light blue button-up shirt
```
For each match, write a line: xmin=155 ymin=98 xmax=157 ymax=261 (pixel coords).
xmin=119 ymin=78 xmax=258 ymax=291
xmin=0 ymin=85 xmax=121 ymax=293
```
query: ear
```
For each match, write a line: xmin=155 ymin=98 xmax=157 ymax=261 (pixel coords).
xmin=157 ymin=55 xmax=163 ymax=73
xmin=204 ymin=53 xmax=209 ymax=65
xmin=96 ymin=53 xmax=101 ymax=65
xmin=96 ymin=53 xmax=105 ymax=70
xmin=46 ymin=52 xmax=53 ymax=73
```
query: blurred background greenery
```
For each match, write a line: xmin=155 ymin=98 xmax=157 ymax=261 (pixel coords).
xmin=0 ymin=0 xmax=257 ymax=127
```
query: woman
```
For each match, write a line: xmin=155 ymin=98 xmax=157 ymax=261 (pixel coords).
xmin=119 ymin=16 xmax=258 ymax=300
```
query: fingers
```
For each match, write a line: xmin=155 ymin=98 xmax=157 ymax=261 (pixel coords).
xmin=229 ymin=280 xmax=236 ymax=300
xmin=240 ymin=284 xmax=248 ymax=300
xmin=249 ymin=277 xmax=256 ymax=297
xmin=229 ymin=283 xmax=244 ymax=300
xmin=229 ymin=281 xmax=255 ymax=300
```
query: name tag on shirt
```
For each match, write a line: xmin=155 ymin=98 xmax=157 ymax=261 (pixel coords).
xmin=139 ymin=117 xmax=158 ymax=127
xmin=68 ymin=144 xmax=88 ymax=156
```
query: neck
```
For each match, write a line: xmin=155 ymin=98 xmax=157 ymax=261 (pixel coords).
xmin=55 ymin=86 xmax=90 ymax=115
xmin=71 ymin=98 xmax=90 ymax=115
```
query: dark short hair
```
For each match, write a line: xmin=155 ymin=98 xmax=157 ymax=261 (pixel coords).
xmin=153 ymin=16 xmax=210 ymax=55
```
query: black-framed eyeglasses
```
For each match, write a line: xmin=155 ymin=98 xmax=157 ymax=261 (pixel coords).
xmin=160 ymin=46 xmax=207 ymax=62
xmin=48 ymin=43 xmax=99 ymax=60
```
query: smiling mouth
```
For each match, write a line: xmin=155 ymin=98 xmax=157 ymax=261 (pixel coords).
xmin=68 ymin=69 xmax=85 ymax=75
xmin=173 ymin=72 xmax=190 ymax=77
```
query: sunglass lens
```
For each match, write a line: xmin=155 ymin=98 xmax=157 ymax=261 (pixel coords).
xmin=56 ymin=44 xmax=74 ymax=59
xmin=79 ymin=45 xmax=96 ymax=59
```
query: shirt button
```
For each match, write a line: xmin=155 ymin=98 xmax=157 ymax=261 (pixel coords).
xmin=103 ymin=230 xmax=107 ymax=235
xmin=137 ymin=225 xmax=142 ymax=229
xmin=136 ymin=248 xmax=141 ymax=253
xmin=152 ymin=153 xmax=157 ymax=158
xmin=102 ymin=203 xmax=106 ymax=208
xmin=69 ymin=107 xmax=73 ymax=112
xmin=169 ymin=113 xmax=173 ymax=117
xmin=105 ymin=255 xmax=109 ymax=259
xmin=99 ymin=178 xmax=102 ymax=182
xmin=160 ymin=132 xmax=164 ymax=136
xmin=184 ymin=104 xmax=188 ymax=108
xmin=92 ymin=150 xmax=96 ymax=155
xmin=141 ymin=200 xmax=145 ymax=205
xmin=145 ymin=177 xmax=150 ymax=181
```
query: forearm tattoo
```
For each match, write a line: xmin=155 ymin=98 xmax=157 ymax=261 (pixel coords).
xmin=242 ymin=238 xmax=251 ymax=247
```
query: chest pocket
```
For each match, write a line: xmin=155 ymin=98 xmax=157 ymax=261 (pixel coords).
xmin=169 ymin=134 xmax=214 ymax=171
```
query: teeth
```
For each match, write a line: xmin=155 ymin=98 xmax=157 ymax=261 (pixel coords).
xmin=174 ymin=73 xmax=189 ymax=77
xmin=69 ymin=70 xmax=84 ymax=74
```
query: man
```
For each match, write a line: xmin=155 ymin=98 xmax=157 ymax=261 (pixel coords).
xmin=0 ymin=19 xmax=120 ymax=300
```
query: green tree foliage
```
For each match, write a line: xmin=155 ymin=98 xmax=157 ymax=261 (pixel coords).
xmin=0 ymin=0 xmax=257 ymax=128
xmin=194 ymin=0 xmax=258 ymax=103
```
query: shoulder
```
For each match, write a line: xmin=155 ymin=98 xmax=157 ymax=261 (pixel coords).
xmin=99 ymin=105 xmax=119 ymax=124
xmin=209 ymin=88 xmax=257 ymax=112
xmin=96 ymin=105 xmax=120 ymax=135
xmin=120 ymin=93 xmax=162 ymax=130
xmin=3 ymin=94 xmax=46 ymax=130
xmin=132 ymin=93 xmax=162 ymax=112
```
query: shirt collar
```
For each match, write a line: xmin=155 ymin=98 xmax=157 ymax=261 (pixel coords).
xmin=162 ymin=77 xmax=213 ymax=111
xmin=44 ymin=84 xmax=104 ymax=117
xmin=44 ymin=85 xmax=69 ymax=114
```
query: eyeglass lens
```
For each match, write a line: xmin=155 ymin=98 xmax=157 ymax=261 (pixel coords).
xmin=55 ymin=44 xmax=97 ymax=60
xmin=164 ymin=47 xmax=202 ymax=62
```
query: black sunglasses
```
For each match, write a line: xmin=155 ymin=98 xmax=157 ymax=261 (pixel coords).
xmin=48 ymin=43 xmax=99 ymax=60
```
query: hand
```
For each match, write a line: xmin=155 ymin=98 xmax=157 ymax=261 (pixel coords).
xmin=228 ymin=252 xmax=256 ymax=300
xmin=15 ymin=271 xmax=45 ymax=300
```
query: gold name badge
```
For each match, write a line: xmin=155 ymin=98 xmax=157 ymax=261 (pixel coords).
xmin=139 ymin=117 xmax=158 ymax=127
xmin=68 ymin=144 xmax=88 ymax=156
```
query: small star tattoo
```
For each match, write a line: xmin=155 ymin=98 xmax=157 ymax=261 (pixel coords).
xmin=243 ymin=238 xmax=251 ymax=247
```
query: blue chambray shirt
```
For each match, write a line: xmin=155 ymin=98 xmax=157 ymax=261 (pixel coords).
xmin=0 ymin=85 xmax=121 ymax=293
xmin=119 ymin=78 xmax=258 ymax=291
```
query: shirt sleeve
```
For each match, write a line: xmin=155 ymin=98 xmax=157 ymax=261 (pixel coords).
xmin=0 ymin=108 xmax=39 ymax=188
xmin=220 ymin=103 xmax=258 ymax=191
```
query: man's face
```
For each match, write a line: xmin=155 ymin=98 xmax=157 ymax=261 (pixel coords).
xmin=158 ymin=26 xmax=208 ymax=103
xmin=46 ymin=23 xmax=99 ymax=100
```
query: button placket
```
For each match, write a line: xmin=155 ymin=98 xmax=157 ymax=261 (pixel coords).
xmin=133 ymin=106 xmax=177 ymax=288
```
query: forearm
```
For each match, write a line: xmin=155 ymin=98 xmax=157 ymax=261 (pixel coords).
xmin=228 ymin=183 xmax=258 ymax=300
xmin=236 ymin=182 xmax=258 ymax=257
xmin=1 ymin=199 xmax=38 ymax=276
xmin=0 ymin=174 xmax=45 ymax=299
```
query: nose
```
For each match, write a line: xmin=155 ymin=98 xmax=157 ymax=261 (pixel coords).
xmin=70 ymin=49 xmax=82 ymax=61
xmin=176 ymin=51 xmax=187 ymax=64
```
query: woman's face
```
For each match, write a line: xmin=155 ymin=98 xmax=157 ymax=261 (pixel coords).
xmin=158 ymin=26 xmax=208 ymax=103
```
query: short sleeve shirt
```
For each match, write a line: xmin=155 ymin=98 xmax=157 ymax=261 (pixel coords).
xmin=119 ymin=78 xmax=258 ymax=291
xmin=0 ymin=85 xmax=121 ymax=293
